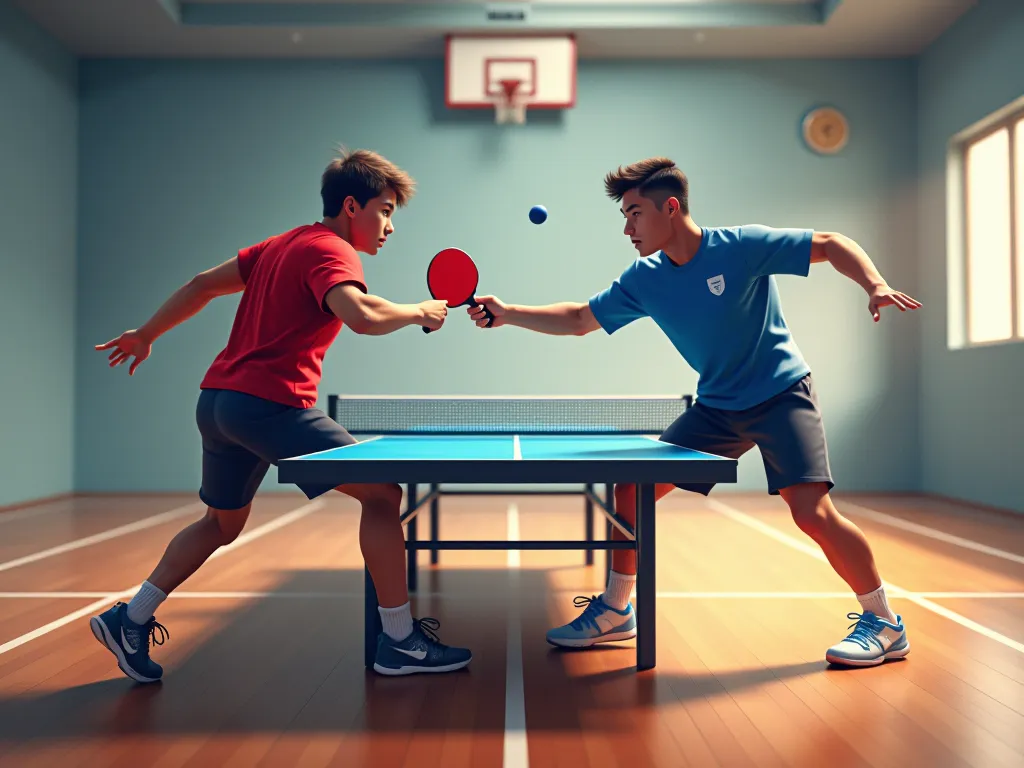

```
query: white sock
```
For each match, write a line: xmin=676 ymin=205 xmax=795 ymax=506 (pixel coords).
xmin=379 ymin=602 xmax=413 ymax=641
xmin=126 ymin=581 xmax=167 ymax=625
xmin=602 ymin=570 xmax=635 ymax=612
xmin=857 ymin=585 xmax=897 ymax=624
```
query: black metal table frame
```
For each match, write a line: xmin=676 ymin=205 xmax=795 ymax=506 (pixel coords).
xmin=364 ymin=480 xmax=659 ymax=670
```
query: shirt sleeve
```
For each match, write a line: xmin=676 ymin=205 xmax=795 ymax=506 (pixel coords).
xmin=236 ymin=236 xmax=274 ymax=282
xmin=739 ymin=225 xmax=813 ymax=277
xmin=306 ymin=240 xmax=368 ymax=310
xmin=588 ymin=261 xmax=647 ymax=334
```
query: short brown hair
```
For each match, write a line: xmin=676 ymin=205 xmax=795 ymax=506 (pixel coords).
xmin=321 ymin=147 xmax=416 ymax=217
xmin=604 ymin=157 xmax=688 ymax=213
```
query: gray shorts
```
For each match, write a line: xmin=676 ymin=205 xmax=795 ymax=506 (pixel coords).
xmin=661 ymin=373 xmax=833 ymax=496
xmin=195 ymin=388 xmax=356 ymax=510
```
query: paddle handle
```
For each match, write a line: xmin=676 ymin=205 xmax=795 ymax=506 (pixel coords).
xmin=477 ymin=299 xmax=496 ymax=327
xmin=421 ymin=298 xmax=494 ymax=334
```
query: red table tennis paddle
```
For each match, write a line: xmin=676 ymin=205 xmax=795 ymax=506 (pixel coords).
xmin=423 ymin=247 xmax=495 ymax=334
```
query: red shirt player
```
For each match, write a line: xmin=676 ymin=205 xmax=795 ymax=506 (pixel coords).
xmin=91 ymin=149 xmax=472 ymax=682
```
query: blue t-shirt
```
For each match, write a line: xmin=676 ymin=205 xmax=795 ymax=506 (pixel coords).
xmin=589 ymin=225 xmax=813 ymax=411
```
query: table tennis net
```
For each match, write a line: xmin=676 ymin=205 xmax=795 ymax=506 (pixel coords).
xmin=327 ymin=395 xmax=693 ymax=435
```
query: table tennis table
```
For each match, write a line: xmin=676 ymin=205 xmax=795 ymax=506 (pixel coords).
xmin=277 ymin=395 xmax=738 ymax=671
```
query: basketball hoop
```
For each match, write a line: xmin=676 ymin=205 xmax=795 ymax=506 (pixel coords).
xmin=495 ymin=78 xmax=527 ymax=125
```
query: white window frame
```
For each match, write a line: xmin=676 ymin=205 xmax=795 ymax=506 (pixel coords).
xmin=946 ymin=96 xmax=1024 ymax=349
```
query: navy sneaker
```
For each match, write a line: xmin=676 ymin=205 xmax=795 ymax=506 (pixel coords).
xmin=89 ymin=601 xmax=169 ymax=683
xmin=373 ymin=617 xmax=472 ymax=676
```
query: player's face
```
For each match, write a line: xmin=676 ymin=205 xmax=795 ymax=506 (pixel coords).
xmin=620 ymin=189 xmax=674 ymax=258
xmin=347 ymin=188 xmax=397 ymax=255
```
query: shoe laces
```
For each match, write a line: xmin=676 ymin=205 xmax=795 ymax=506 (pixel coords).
xmin=842 ymin=612 xmax=885 ymax=651
xmin=570 ymin=595 xmax=607 ymax=631
xmin=413 ymin=617 xmax=441 ymax=643
xmin=122 ymin=615 xmax=169 ymax=655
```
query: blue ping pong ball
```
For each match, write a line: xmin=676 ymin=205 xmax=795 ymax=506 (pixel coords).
xmin=529 ymin=205 xmax=548 ymax=224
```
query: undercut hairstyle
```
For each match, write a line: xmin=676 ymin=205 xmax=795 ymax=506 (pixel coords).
xmin=603 ymin=157 xmax=689 ymax=213
xmin=321 ymin=147 xmax=416 ymax=217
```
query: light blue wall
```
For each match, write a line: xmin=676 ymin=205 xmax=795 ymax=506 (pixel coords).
xmin=75 ymin=57 xmax=919 ymax=496
xmin=917 ymin=0 xmax=1024 ymax=513
xmin=0 ymin=0 xmax=77 ymax=507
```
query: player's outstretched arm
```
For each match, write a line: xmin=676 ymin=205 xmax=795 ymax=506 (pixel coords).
xmin=95 ymin=257 xmax=246 ymax=375
xmin=810 ymin=232 xmax=922 ymax=322
xmin=468 ymin=296 xmax=600 ymax=336
xmin=325 ymin=282 xmax=449 ymax=335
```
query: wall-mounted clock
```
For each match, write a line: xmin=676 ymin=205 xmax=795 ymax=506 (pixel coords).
xmin=802 ymin=106 xmax=849 ymax=155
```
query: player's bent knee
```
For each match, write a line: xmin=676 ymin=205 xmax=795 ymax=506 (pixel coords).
xmin=206 ymin=505 xmax=251 ymax=545
xmin=336 ymin=482 xmax=404 ymax=509
xmin=780 ymin=488 xmax=832 ymax=539
xmin=791 ymin=505 xmax=829 ymax=538
xmin=613 ymin=482 xmax=674 ymax=511
xmin=375 ymin=483 xmax=404 ymax=508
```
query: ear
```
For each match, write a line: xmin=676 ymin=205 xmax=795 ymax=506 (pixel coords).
xmin=343 ymin=195 xmax=359 ymax=218
xmin=665 ymin=196 xmax=681 ymax=216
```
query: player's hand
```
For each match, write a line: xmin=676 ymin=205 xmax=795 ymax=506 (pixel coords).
xmin=418 ymin=299 xmax=449 ymax=331
xmin=468 ymin=295 xmax=507 ymax=328
xmin=95 ymin=329 xmax=152 ymax=375
xmin=867 ymin=284 xmax=922 ymax=322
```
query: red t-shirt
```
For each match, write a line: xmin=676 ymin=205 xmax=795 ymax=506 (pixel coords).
xmin=201 ymin=222 xmax=366 ymax=408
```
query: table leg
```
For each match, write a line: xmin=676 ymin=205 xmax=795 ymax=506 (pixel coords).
xmin=406 ymin=483 xmax=417 ymax=593
xmin=584 ymin=482 xmax=594 ymax=565
xmin=364 ymin=564 xmax=382 ymax=669
xmin=636 ymin=482 xmax=656 ymax=671
xmin=430 ymin=483 xmax=439 ymax=565
xmin=605 ymin=483 xmax=614 ymax=585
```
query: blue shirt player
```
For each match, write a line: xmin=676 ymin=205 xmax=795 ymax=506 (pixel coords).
xmin=468 ymin=157 xmax=921 ymax=667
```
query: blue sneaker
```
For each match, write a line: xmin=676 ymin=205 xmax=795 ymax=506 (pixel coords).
xmin=373 ymin=617 xmax=472 ymax=676
xmin=826 ymin=611 xmax=910 ymax=667
xmin=546 ymin=594 xmax=637 ymax=649
xmin=89 ymin=602 xmax=169 ymax=683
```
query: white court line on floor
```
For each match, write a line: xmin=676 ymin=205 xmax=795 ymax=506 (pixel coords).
xmin=0 ymin=501 xmax=206 ymax=574
xmin=0 ymin=501 xmax=324 ymax=658
xmin=3 ymin=590 xmax=1024 ymax=601
xmin=504 ymin=502 xmax=529 ymax=768
xmin=706 ymin=498 xmax=1024 ymax=655
xmin=837 ymin=500 xmax=1024 ymax=565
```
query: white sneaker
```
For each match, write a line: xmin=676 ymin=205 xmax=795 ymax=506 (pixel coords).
xmin=545 ymin=595 xmax=637 ymax=649
xmin=825 ymin=611 xmax=910 ymax=667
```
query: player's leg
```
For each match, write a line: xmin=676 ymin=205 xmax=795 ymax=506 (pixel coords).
xmin=546 ymin=402 xmax=753 ymax=649
xmin=144 ymin=504 xmax=253 ymax=595
xmin=750 ymin=374 xmax=908 ymax=666
xmin=205 ymin=393 xmax=471 ymax=676
xmin=777 ymin=483 xmax=883 ymax=597
xmin=333 ymin=482 xmax=471 ymax=675
xmin=90 ymin=389 xmax=267 ymax=683
xmin=606 ymin=483 xmax=681 ymax=576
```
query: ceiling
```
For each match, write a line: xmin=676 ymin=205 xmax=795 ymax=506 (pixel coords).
xmin=12 ymin=0 xmax=979 ymax=59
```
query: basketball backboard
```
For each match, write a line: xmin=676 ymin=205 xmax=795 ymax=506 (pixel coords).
xmin=445 ymin=35 xmax=577 ymax=124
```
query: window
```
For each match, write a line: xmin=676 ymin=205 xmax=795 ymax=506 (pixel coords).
xmin=952 ymin=105 xmax=1024 ymax=347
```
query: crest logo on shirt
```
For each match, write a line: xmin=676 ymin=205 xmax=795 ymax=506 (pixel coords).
xmin=707 ymin=275 xmax=725 ymax=296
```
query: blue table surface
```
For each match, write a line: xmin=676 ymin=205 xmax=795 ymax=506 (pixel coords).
xmin=283 ymin=435 xmax=729 ymax=463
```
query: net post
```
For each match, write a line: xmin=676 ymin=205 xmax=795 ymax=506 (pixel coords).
xmin=327 ymin=394 xmax=339 ymax=422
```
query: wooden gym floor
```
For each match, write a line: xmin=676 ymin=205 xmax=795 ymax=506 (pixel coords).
xmin=0 ymin=490 xmax=1021 ymax=767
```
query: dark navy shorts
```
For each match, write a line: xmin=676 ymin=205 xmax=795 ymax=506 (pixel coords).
xmin=195 ymin=388 xmax=357 ymax=510
xmin=661 ymin=373 xmax=834 ymax=496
